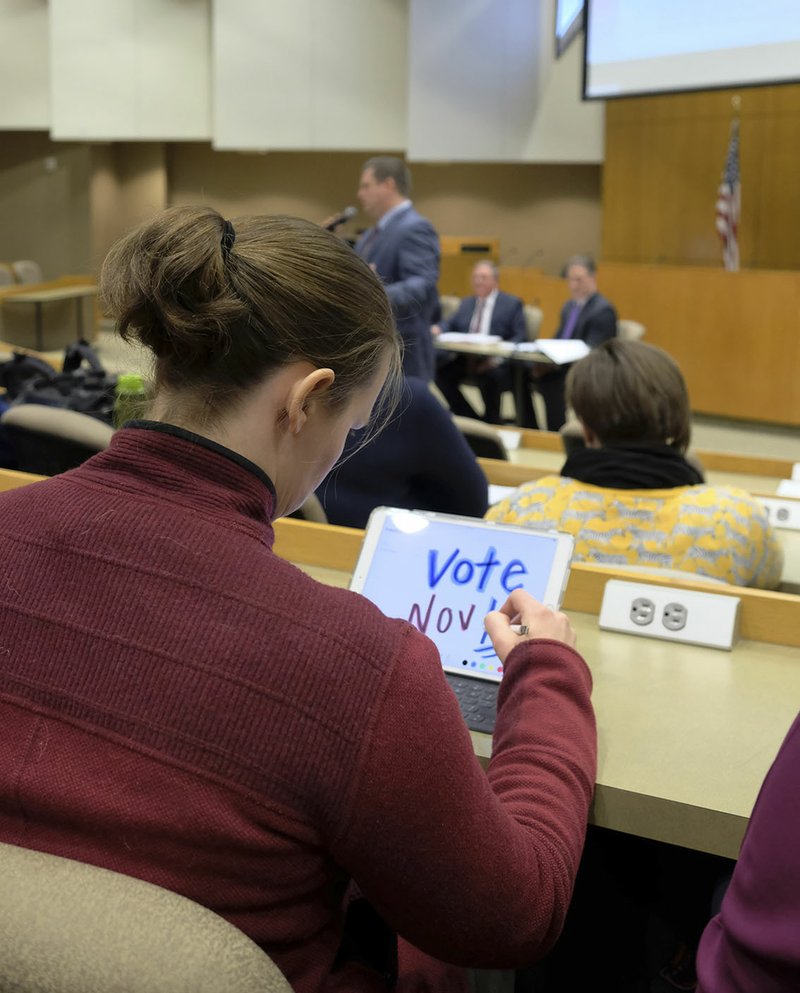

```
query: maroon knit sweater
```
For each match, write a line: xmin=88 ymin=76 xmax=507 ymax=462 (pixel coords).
xmin=0 ymin=424 xmax=596 ymax=992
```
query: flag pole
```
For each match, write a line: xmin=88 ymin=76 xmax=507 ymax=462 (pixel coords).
xmin=716 ymin=96 xmax=742 ymax=271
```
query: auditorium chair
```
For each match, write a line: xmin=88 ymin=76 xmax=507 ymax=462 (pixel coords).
xmin=438 ymin=294 xmax=461 ymax=323
xmin=452 ymin=415 xmax=509 ymax=460
xmin=11 ymin=259 xmax=44 ymax=284
xmin=617 ymin=319 xmax=646 ymax=341
xmin=0 ymin=840 xmax=292 ymax=993
xmin=523 ymin=304 xmax=543 ymax=341
xmin=1 ymin=405 xmax=113 ymax=475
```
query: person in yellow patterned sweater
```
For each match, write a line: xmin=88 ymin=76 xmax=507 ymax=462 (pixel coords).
xmin=487 ymin=339 xmax=783 ymax=589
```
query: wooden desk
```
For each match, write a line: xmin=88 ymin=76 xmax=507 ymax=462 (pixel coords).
xmin=2 ymin=284 xmax=97 ymax=350
xmin=274 ymin=518 xmax=800 ymax=861
xmin=496 ymin=427 xmax=797 ymax=494
xmin=0 ymin=470 xmax=793 ymax=863
xmin=434 ymin=338 xmax=558 ymax=427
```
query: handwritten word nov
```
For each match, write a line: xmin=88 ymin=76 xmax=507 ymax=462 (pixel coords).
xmin=427 ymin=546 xmax=527 ymax=594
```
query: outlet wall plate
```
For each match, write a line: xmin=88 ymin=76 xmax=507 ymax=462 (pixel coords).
xmin=758 ymin=496 xmax=800 ymax=531
xmin=598 ymin=579 xmax=741 ymax=651
xmin=777 ymin=479 xmax=800 ymax=498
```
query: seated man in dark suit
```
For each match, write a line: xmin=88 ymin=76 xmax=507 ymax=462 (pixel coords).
xmin=522 ymin=254 xmax=617 ymax=431
xmin=433 ymin=260 xmax=526 ymax=423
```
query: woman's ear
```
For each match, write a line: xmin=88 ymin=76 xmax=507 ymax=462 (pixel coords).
xmin=285 ymin=367 xmax=336 ymax=435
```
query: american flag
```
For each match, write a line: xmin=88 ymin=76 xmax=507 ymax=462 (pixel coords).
xmin=715 ymin=121 xmax=741 ymax=271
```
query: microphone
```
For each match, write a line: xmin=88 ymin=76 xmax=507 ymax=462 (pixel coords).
xmin=324 ymin=206 xmax=357 ymax=232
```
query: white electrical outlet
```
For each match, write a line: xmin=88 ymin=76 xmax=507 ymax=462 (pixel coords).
xmin=758 ymin=496 xmax=800 ymax=531
xmin=599 ymin=579 xmax=741 ymax=651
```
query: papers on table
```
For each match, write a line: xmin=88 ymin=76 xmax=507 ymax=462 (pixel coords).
xmin=435 ymin=334 xmax=589 ymax=365
xmin=515 ymin=339 xmax=590 ymax=365
xmin=488 ymin=484 xmax=516 ymax=505
xmin=438 ymin=332 xmax=502 ymax=345
xmin=496 ymin=429 xmax=522 ymax=451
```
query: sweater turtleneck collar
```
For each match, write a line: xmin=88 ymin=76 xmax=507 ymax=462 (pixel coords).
xmin=79 ymin=421 xmax=277 ymax=537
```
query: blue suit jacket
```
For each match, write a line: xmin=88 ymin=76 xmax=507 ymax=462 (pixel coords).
xmin=440 ymin=291 xmax=526 ymax=344
xmin=556 ymin=292 xmax=617 ymax=347
xmin=316 ymin=376 xmax=488 ymax=528
xmin=355 ymin=206 xmax=440 ymax=381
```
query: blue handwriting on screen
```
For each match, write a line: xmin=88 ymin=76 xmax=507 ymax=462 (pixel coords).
xmin=360 ymin=518 xmax=556 ymax=677
xmin=408 ymin=546 xmax=527 ymax=663
xmin=427 ymin=546 xmax=527 ymax=593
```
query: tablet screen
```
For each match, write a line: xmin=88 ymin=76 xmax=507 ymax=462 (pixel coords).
xmin=353 ymin=510 xmax=570 ymax=681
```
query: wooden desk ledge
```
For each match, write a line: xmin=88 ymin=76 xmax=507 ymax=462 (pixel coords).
xmin=0 ymin=476 xmax=793 ymax=650
xmin=0 ymin=340 xmax=63 ymax=371
xmin=0 ymin=275 xmax=97 ymax=300
xmin=272 ymin=517 xmax=800 ymax=649
xmin=0 ymin=468 xmax=48 ymax=491
xmin=509 ymin=427 xmax=797 ymax=481
xmin=478 ymin=457 xmax=552 ymax=487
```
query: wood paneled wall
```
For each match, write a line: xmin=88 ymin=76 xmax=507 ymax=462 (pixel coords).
xmin=603 ymin=84 xmax=800 ymax=270
xmin=599 ymin=263 xmax=800 ymax=426
xmin=495 ymin=262 xmax=800 ymax=426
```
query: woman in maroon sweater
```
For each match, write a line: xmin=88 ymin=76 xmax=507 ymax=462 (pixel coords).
xmin=0 ymin=206 xmax=596 ymax=993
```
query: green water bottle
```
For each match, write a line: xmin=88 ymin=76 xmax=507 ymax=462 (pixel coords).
xmin=113 ymin=373 xmax=148 ymax=429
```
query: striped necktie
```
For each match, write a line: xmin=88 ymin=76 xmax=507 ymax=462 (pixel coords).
xmin=470 ymin=298 xmax=486 ymax=334
xmin=359 ymin=226 xmax=380 ymax=261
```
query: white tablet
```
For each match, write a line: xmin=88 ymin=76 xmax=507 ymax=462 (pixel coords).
xmin=350 ymin=508 xmax=574 ymax=683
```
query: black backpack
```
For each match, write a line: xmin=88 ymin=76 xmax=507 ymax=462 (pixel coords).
xmin=0 ymin=340 xmax=117 ymax=425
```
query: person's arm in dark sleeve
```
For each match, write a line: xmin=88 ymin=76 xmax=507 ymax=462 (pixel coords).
xmin=584 ymin=301 xmax=618 ymax=347
xmin=508 ymin=297 xmax=527 ymax=343
xmin=438 ymin=298 xmax=471 ymax=335
xmin=384 ymin=221 xmax=440 ymax=317
xmin=407 ymin=385 xmax=489 ymax=517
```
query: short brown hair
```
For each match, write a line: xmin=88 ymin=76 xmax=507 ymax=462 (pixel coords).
xmin=362 ymin=156 xmax=411 ymax=197
xmin=566 ymin=339 xmax=691 ymax=452
xmin=100 ymin=206 xmax=401 ymax=427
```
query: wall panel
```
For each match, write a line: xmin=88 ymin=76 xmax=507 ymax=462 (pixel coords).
xmin=50 ymin=0 xmax=210 ymax=140
xmin=166 ymin=145 xmax=602 ymax=275
xmin=603 ymin=84 xmax=800 ymax=269
xmin=0 ymin=0 xmax=49 ymax=129
xmin=408 ymin=0 xmax=603 ymax=162
xmin=213 ymin=0 xmax=407 ymax=151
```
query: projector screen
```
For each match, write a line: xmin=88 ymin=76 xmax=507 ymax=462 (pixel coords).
xmin=584 ymin=0 xmax=800 ymax=99
xmin=555 ymin=0 xmax=583 ymax=57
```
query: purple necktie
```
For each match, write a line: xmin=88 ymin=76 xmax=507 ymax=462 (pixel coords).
xmin=560 ymin=302 xmax=580 ymax=339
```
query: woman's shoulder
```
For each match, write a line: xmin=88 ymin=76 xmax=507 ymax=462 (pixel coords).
xmin=270 ymin=554 xmax=432 ymax=664
xmin=486 ymin=475 xmax=582 ymax=522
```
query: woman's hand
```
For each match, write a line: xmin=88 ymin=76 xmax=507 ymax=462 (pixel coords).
xmin=484 ymin=588 xmax=576 ymax=664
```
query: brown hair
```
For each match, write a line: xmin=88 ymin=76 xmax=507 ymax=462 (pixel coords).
xmin=100 ymin=205 xmax=401 ymax=427
xmin=563 ymin=254 xmax=596 ymax=276
xmin=362 ymin=156 xmax=411 ymax=197
xmin=566 ymin=339 xmax=691 ymax=452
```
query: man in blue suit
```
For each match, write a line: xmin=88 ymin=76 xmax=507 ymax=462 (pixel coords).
xmin=522 ymin=255 xmax=617 ymax=431
xmin=355 ymin=157 xmax=440 ymax=381
xmin=433 ymin=261 xmax=526 ymax=423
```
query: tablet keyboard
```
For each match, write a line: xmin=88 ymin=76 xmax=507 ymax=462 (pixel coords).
xmin=445 ymin=674 xmax=499 ymax=734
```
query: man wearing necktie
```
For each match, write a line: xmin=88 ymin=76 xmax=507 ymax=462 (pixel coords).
xmin=523 ymin=255 xmax=617 ymax=431
xmin=433 ymin=261 xmax=526 ymax=423
xmin=354 ymin=157 xmax=440 ymax=381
